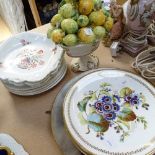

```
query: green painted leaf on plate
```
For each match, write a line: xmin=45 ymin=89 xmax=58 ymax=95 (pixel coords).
xmin=77 ymin=96 xmax=91 ymax=112
xmin=117 ymin=118 xmax=130 ymax=130
xmin=90 ymin=93 xmax=97 ymax=101
xmin=88 ymin=120 xmax=109 ymax=132
xmin=123 ymin=102 xmax=131 ymax=108
xmin=100 ymin=82 xmax=111 ymax=87
xmin=78 ymin=112 xmax=88 ymax=125
xmin=89 ymin=107 xmax=96 ymax=114
xmin=87 ymin=113 xmax=109 ymax=132
xmin=100 ymin=90 xmax=111 ymax=96
xmin=118 ymin=107 xmax=136 ymax=122
xmin=120 ymin=87 xmax=133 ymax=97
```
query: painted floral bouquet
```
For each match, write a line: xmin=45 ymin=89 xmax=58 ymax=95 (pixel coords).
xmin=77 ymin=82 xmax=149 ymax=142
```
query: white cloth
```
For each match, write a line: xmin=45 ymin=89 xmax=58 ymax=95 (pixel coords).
xmin=0 ymin=0 xmax=28 ymax=34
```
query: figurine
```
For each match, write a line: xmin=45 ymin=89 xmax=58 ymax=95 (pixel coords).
xmin=120 ymin=0 xmax=155 ymax=57
xmin=110 ymin=0 xmax=125 ymax=40
xmin=126 ymin=0 xmax=155 ymax=33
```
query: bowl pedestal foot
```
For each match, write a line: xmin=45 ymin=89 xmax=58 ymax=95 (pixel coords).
xmin=71 ymin=54 xmax=99 ymax=72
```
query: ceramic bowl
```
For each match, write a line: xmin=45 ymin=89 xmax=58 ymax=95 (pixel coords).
xmin=60 ymin=41 xmax=100 ymax=72
xmin=61 ymin=41 xmax=100 ymax=57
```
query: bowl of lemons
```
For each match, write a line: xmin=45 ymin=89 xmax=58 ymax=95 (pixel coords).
xmin=47 ymin=0 xmax=113 ymax=72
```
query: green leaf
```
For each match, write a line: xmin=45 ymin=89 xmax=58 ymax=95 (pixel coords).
xmin=78 ymin=112 xmax=88 ymax=125
xmin=117 ymin=118 xmax=130 ymax=130
xmin=120 ymin=132 xmax=130 ymax=142
xmin=88 ymin=121 xmax=109 ymax=132
xmin=90 ymin=93 xmax=97 ymax=101
xmin=87 ymin=114 xmax=109 ymax=132
xmin=120 ymin=87 xmax=133 ymax=97
xmin=142 ymin=103 xmax=149 ymax=107
xmin=136 ymin=116 xmax=147 ymax=129
xmin=100 ymin=90 xmax=111 ymax=96
xmin=118 ymin=107 xmax=136 ymax=122
xmin=89 ymin=107 xmax=96 ymax=114
xmin=140 ymin=93 xmax=146 ymax=102
xmin=123 ymin=102 xmax=131 ymax=108
xmin=112 ymin=96 xmax=117 ymax=102
xmin=100 ymin=82 xmax=111 ymax=87
xmin=77 ymin=97 xmax=91 ymax=112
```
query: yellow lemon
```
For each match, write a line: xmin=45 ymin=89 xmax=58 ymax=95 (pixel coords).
xmin=104 ymin=18 xmax=114 ymax=31
xmin=93 ymin=26 xmax=106 ymax=39
xmin=61 ymin=19 xmax=78 ymax=34
xmin=78 ymin=27 xmax=96 ymax=43
xmin=59 ymin=3 xmax=76 ymax=18
xmin=89 ymin=11 xmax=106 ymax=26
xmin=51 ymin=29 xmax=65 ymax=43
xmin=77 ymin=15 xmax=89 ymax=27
xmin=63 ymin=34 xmax=78 ymax=46
xmin=79 ymin=0 xmax=94 ymax=15
xmin=51 ymin=14 xmax=63 ymax=27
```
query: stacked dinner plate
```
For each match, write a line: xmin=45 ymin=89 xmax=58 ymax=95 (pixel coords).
xmin=61 ymin=69 xmax=155 ymax=155
xmin=0 ymin=32 xmax=67 ymax=96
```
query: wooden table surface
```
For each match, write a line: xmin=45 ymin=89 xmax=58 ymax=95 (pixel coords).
xmin=0 ymin=24 xmax=151 ymax=155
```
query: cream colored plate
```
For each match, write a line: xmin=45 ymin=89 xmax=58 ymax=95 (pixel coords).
xmin=0 ymin=32 xmax=63 ymax=83
xmin=64 ymin=69 xmax=155 ymax=155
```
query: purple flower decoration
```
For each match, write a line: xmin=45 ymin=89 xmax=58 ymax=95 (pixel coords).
xmin=131 ymin=98 xmax=139 ymax=105
xmin=95 ymin=101 xmax=104 ymax=113
xmin=94 ymin=95 xmax=121 ymax=121
xmin=104 ymin=112 xmax=116 ymax=121
xmin=102 ymin=96 xmax=112 ymax=104
xmin=124 ymin=94 xmax=140 ymax=106
xmin=102 ymin=103 xmax=112 ymax=112
xmin=113 ymin=95 xmax=121 ymax=102
xmin=113 ymin=103 xmax=120 ymax=112
xmin=124 ymin=96 xmax=132 ymax=102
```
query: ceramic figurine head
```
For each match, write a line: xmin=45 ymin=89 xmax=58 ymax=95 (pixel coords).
xmin=126 ymin=0 xmax=155 ymax=32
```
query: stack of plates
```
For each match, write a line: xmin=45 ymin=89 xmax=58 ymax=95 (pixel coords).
xmin=61 ymin=69 xmax=155 ymax=155
xmin=0 ymin=32 xmax=67 ymax=96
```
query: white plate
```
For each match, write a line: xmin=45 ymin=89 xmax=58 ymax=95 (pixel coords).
xmin=7 ymin=63 xmax=67 ymax=96
xmin=63 ymin=69 xmax=155 ymax=155
xmin=3 ymin=60 xmax=66 ymax=90
xmin=0 ymin=32 xmax=63 ymax=83
xmin=2 ymin=57 xmax=64 ymax=87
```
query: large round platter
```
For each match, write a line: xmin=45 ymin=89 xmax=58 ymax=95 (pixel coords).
xmin=63 ymin=69 xmax=155 ymax=155
xmin=0 ymin=32 xmax=63 ymax=83
xmin=52 ymin=68 xmax=111 ymax=155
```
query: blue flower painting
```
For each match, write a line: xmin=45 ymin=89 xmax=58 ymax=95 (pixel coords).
xmin=77 ymin=82 xmax=149 ymax=142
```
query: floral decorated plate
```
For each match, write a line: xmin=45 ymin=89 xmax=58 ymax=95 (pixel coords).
xmin=2 ymin=59 xmax=66 ymax=90
xmin=6 ymin=63 xmax=67 ymax=96
xmin=0 ymin=32 xmax=63 ymax=83
xmin=63 ymin=69 xmax=155 ymax=155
